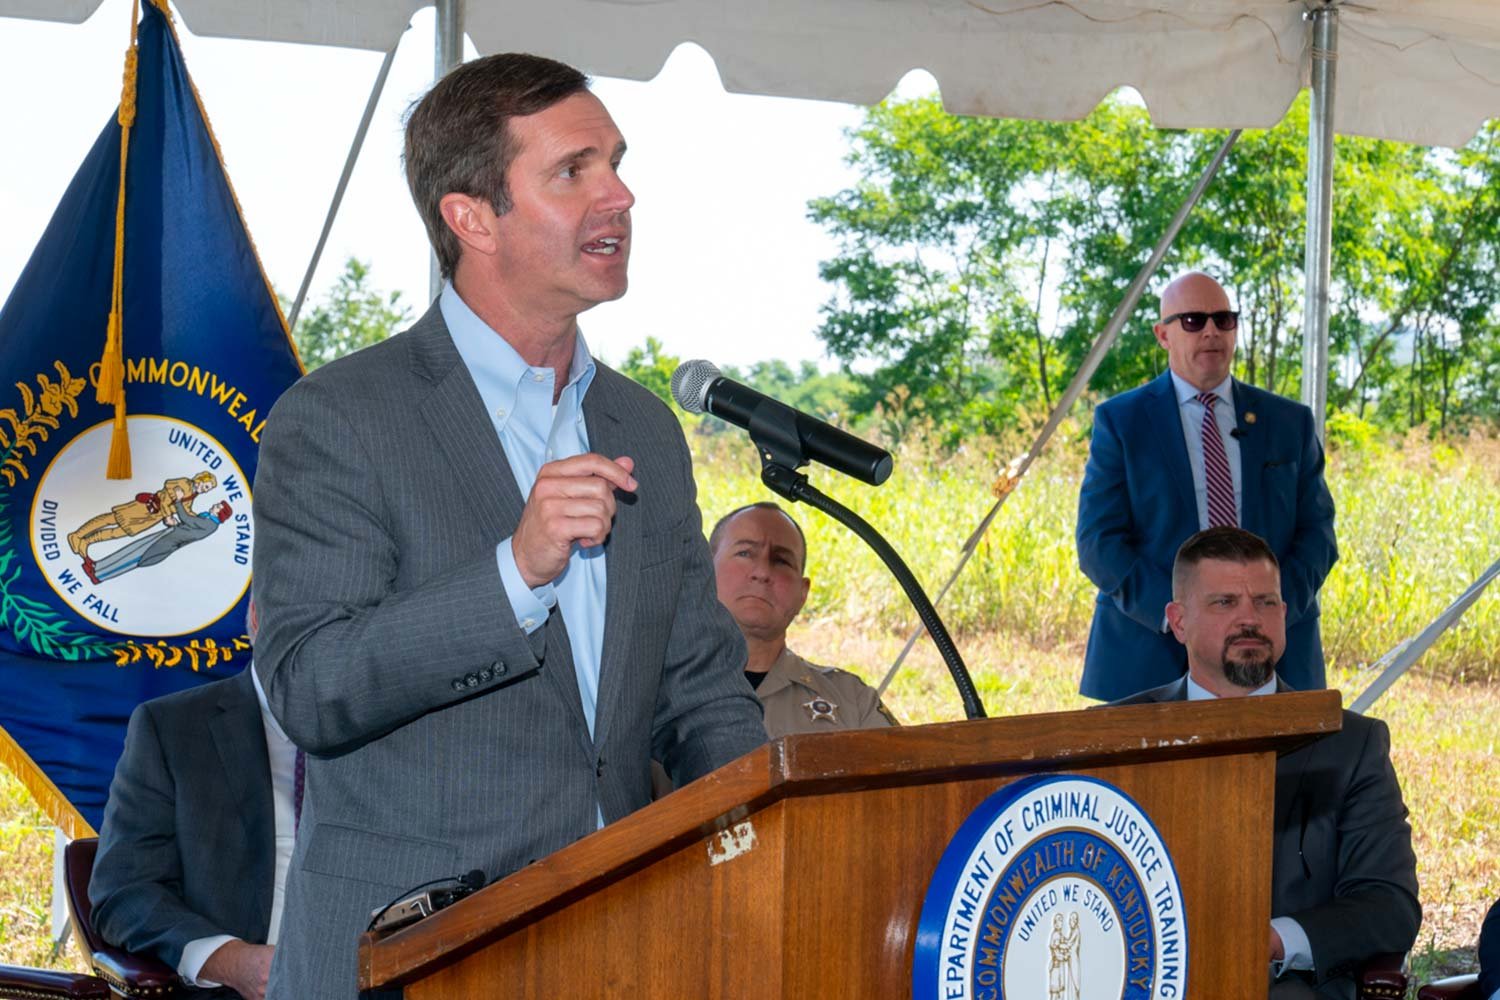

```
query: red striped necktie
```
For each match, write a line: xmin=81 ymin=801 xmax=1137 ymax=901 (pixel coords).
xmin=1196 ymin=391 xmax=1237 ymax=528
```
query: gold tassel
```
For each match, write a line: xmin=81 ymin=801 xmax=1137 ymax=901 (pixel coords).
xmin=118 ymin=47 xmax=138 ymax=128
xmin=95 ymin=310 xmax=124 ymax=404
xmin=99 ymin=3 xmax=140 ymax=478
xmin=106 ymin=393 xmax=132 ymax=479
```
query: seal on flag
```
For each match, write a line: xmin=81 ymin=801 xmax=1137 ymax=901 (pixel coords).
xmin=30 ymin=414 xmax=250 ymax=638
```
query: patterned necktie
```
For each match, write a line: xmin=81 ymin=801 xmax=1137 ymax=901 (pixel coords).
xmin=293 ymin=748 xmax=306 ymax=833
xmin=1196 ymin=392 xmax=1237 ymax=528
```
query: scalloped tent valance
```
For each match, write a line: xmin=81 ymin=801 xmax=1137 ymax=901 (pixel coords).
xmin=8 ymin=0 xmax=1500 ymax=148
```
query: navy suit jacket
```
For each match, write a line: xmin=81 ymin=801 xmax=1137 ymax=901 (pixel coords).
xmin=90 ymin=667 xmax=275 ymax=976
xmin=1114 ymin=676 xmax=1421 ymax=999
xmin=1076 ymin=372 xmax=1338 ymax=700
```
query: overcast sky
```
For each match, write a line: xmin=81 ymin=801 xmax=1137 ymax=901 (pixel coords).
xmin=0 ymin=1 xmax=927 ymax=369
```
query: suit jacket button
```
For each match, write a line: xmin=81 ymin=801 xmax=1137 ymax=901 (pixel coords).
xmin=465 ymin=673 xmax=480 ymax=688
xmin=491 ymin=660 xmax=505 ymax=676
xmin=478 ymin=667 xmax=493 ymax=682
xmin=451 ymin=680 xmax=466 ymax=692
xmin=595 ymin=758 xmax=605 ymax=778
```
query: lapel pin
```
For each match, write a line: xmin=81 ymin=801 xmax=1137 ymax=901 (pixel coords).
xmin=1245 ymin=411 xmax=1257 ymax=425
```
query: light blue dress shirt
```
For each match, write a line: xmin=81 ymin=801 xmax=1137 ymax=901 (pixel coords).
xmin=440 ymin=282 xmax=608 ymax=739
xmin=1185 ymin=674 xmax=1314 ymax=975
xmin=1170 ymin=371 xmax=1244 ymax=531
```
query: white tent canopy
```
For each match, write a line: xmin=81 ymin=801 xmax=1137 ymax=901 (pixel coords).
xmin=8 ymin=0 xmax=1500 ymax=148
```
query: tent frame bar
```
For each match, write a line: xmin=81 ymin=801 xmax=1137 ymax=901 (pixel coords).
xmin=1301 ymin=0 xmax=1339 ymax=440
xmin=287 ymin=32 xmax=404 ymax=333
xmin=429 ymin=0 xmax=465 ymax=302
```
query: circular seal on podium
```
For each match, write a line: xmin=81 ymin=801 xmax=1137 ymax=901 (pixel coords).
xmin=913 ymin=774 xmax=1188 ymax=1000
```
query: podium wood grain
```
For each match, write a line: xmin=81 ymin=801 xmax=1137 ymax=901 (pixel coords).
xmin=364 ymin=690 xmax=1340 ymax=999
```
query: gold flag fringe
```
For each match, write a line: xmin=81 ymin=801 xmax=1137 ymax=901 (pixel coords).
xmin=0 ymin=726 xmax=96 ymax=841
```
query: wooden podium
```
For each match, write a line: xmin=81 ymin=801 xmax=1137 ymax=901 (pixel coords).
xmin=360 ymin=690 xmax=1341 ymax=999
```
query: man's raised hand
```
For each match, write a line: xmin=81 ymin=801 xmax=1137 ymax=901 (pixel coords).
xmin=511 ymin=454 xmax=637 ymax=589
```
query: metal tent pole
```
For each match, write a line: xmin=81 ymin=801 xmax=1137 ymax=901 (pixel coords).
xmin=429 ymin=0 xmax=466 ymax=303
xmin=1349 ymin=557 xmax=1500 ymax=714
xmin=287 ymin=33 xmax=405 ymax=333
xmin=1301 ymin=0 xmax=1339 ymax=441
xmin=875 ymin=129 xmax=1243 ymax=700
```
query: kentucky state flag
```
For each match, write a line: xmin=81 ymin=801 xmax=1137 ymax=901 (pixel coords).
xmin=0 ymin=0 xmax=302 ymax=835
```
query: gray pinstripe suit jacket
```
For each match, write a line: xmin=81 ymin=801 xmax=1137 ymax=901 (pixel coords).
xmin=252 ymin=304 xmax=766 ymax=1000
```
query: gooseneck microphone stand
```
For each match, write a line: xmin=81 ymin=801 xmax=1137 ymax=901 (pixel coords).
xmin=751 ymin=433 xmax=988 ymax=722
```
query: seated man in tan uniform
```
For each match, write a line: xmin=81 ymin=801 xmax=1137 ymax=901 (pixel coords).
xmin=709 ymin=502 xmax=898 ymax=735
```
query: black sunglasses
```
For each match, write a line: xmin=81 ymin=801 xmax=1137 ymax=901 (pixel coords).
xmin=1161 ymin=310 xmax=1239 ymax=333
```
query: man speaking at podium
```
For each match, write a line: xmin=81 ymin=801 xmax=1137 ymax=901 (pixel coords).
xmin=1114 ymin=527 xmax=1419 ymax=999
xmin=252 ymin=53 xmax=766 ymax=1000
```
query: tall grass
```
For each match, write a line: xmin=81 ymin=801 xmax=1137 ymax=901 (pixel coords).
xmin=690 ymin=422 xmax=1500 ymax=683
xmin=1320 ymin=434 xmax=1500 ymax=682
xmin=0 ymin=424 xmax=1492 ymax=983
xmin=696 ymin=422 xmax=1500 ymax=981
xmin=0 ymin=765 xmax=71 ymax=969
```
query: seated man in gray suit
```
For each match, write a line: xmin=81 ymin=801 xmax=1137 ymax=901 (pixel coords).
xmin=91 ymin=601 xmax=297 ymax=999
xmin=1114 ymin=526 xmax=1420 ymax=999
xmin=252 ymin=51 xmax=766 ymax=1000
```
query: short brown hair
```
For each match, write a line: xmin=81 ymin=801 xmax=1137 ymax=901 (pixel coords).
xmin=708 ymin=502 xmax=807 ymax=572
xmin=1172 ymin=526 xmax=1279 ymax=600
xmin=403 ymin=53 xmax=589 ymax=279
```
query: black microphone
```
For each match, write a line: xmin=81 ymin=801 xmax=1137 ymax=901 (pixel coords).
xmin=1230 ymin=427 xmax=1247 ymax=439
xmin=671 ymin=360 xmax=892 ymax=486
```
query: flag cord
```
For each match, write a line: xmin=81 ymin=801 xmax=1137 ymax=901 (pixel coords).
xmin=96 ymin=0 xmax=142 ymax=479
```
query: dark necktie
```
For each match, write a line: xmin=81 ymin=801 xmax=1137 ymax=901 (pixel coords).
xmin=293 ymin=748 xmax=306 ymax=833
xmin=1196 ymin=392 xmax=1237 ymax=528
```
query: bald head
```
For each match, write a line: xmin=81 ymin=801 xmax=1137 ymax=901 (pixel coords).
xmin=1158 ymin=272 xmax=1230 ymax=319
xmin=1153 ymin=271 xmax=1237 ymax=391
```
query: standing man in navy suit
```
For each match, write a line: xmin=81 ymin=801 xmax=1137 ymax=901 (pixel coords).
xmin=1076 ymin=272 xmax=1337 ymax=700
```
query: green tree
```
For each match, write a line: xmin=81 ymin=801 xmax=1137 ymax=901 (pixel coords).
xmin=293 ymin=258 xmax=412 ymax=370
xmin=810 ymin=91 xmax=1500 ymax=439
xmin=811 ymin=96 xmax=1199 ymax=441
xmin=618 ymin=336 xmax=680 ymax=407
xmin=809 ymin=99 xmax=1087 ymax=443
xmin=1334 ymin=121 xmax=1500 ymax=430
xmin=725 ymin=359 xmax=864 ymax=427
xmin=1049 ymin=103 xmax=1197 ymax=396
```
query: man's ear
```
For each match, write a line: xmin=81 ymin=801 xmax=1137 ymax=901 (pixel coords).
xmin=1165 ymin=600 xmax=1187 ymax=642
xmin=795 ymin=576 xmax=811 ymax=618
xmin=439 ymin=193 xmax=499 ymax=258
xmin=1152 ymin=322 xmax=1171 ymax=350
